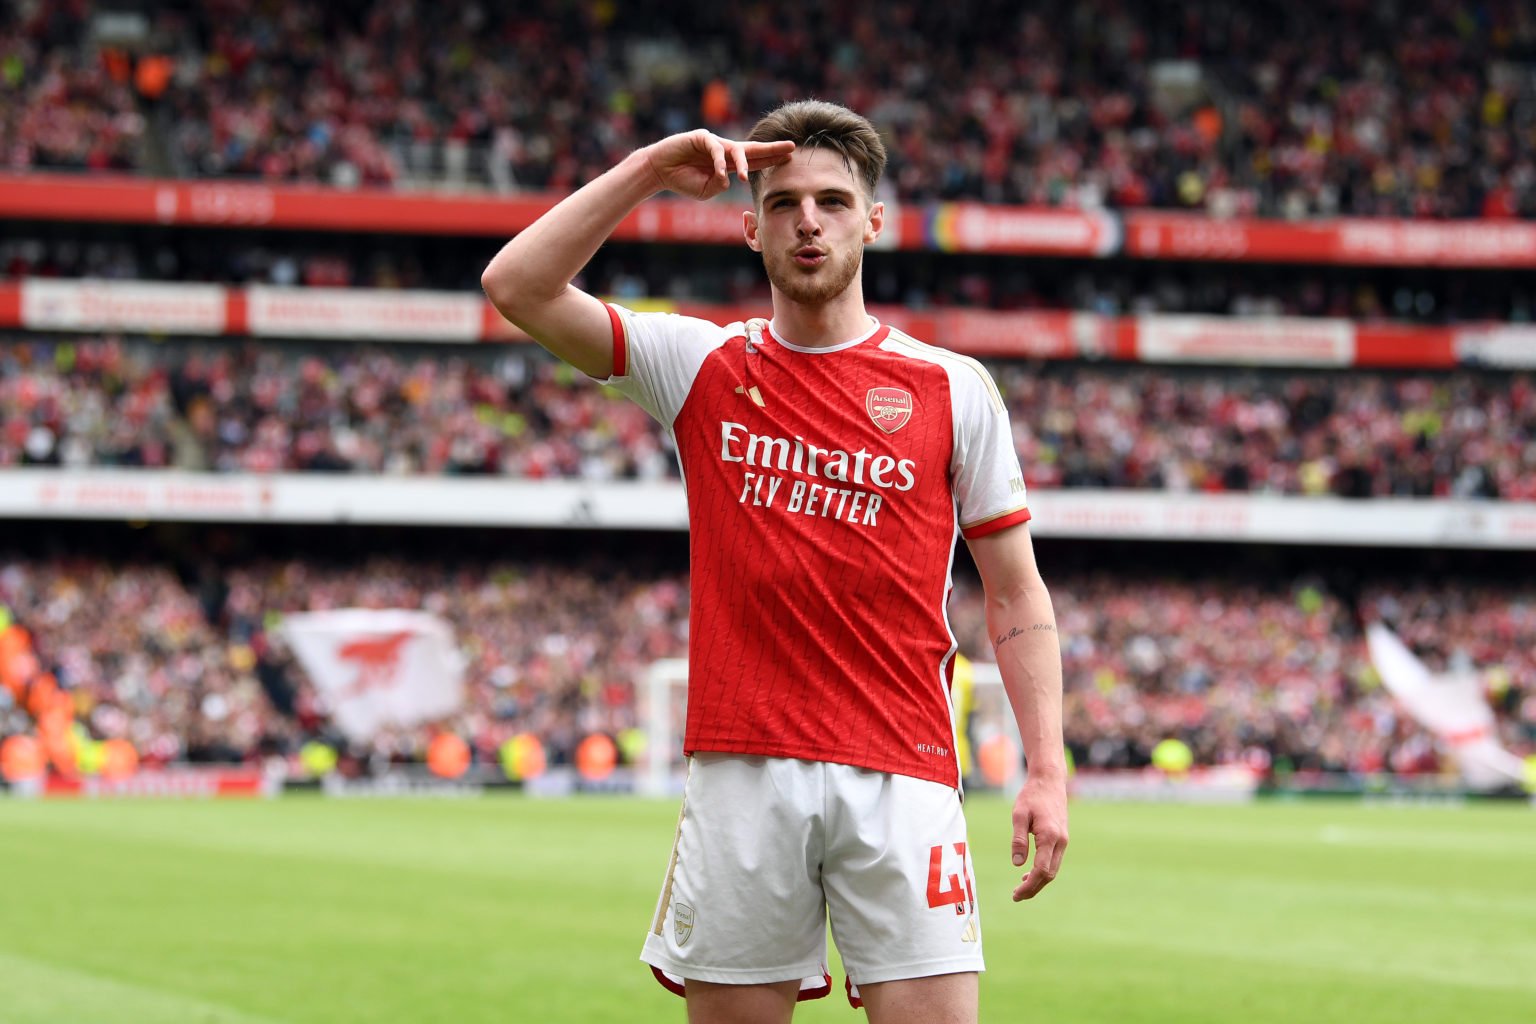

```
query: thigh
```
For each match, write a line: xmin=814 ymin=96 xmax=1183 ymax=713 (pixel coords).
xmin=685 ymin=979 xmax=802 ymax=1024
xmin=642 ymin=755 xmax=831 ymax=991
xmin=821 ymin=767 xmax=984 ymax=993
xmin=856 ymin=972 xmax=978 ymax=1024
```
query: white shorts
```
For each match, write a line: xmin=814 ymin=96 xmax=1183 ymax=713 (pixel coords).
xmin=641 ymin=755 xmax=984 ymax=1007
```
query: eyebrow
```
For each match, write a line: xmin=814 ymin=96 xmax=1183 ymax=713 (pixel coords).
xmin=761 ymin=186 xmax=859 ymax=205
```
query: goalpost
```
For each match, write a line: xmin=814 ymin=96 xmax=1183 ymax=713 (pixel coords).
xmin=638 ymin=658 xmax=1026 ymax=796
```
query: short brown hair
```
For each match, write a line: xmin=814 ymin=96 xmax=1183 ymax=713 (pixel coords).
xmin=746 ymin=100 xmax=887 ymax=206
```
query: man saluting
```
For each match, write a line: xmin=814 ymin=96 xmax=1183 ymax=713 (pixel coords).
xmin=483 ymin=100 xmax=1068 ymax=1024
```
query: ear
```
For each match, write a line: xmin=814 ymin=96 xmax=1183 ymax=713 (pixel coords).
xmin=743 ymin=209 xmax=763 ymax=253
xmin=864 ymin=201 xmax=884 ymax=245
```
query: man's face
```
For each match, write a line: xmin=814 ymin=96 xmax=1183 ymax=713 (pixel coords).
xmin=746 ymin=147 xmax=883 ymax=307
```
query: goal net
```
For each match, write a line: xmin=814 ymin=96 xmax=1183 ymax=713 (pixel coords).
xmin=638 ymin=658 xmax=1025 ymax=796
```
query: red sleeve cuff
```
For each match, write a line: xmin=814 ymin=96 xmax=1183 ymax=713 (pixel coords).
xmin=605 ymin=303 xmax=627 ymax=377
xmin=960 ymin=506 xmax=1032 ymax=540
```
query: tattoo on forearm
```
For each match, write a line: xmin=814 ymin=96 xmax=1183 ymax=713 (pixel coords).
xmin=994 ymin=623 xmax=1056 ymax=647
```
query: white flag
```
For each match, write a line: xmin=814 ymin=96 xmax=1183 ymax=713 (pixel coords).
xmin=281 ymin=610 xmax=465 ymax=743
xmin=1365 ymin=623 xmax=1524 ymax=790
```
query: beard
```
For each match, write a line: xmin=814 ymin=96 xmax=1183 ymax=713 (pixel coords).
xmin=761 ymin=243 xmax=863 ymax=307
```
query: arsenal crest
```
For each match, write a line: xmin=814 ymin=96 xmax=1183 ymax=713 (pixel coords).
xmin=673 ymin=902 xmax=695 ymax=946
xmin=866 ymin=387 xmax=913 ymax=433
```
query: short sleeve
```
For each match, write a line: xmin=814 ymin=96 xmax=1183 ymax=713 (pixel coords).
xmin=950 ymin=359 xmax=1031 ymax=539
xmin=598 ymin=303 xmax=730 ymax=428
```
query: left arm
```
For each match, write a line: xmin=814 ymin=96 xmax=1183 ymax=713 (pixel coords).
xmin=966 ymin=522 xmax=1069 ymax=901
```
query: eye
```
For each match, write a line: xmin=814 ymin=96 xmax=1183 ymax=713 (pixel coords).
xmin=823 ymin=196 xmax=848 ymax=207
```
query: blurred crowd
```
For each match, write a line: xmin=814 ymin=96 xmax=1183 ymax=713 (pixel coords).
xmin=3 ymin=0 xmax=1534 ymax=218
xmin=2 ymin=551 xmax=1532 ymax=782
xmin=0 ymin=337 xmax=671 ymax=479
xmin=956 ymin=577 xmax=1536 ymax=776
xmin=4 ymin=336 xmax=1534 ymax=499
xmin=0 ymin=553 xmax=688 ymax=769
xmin=1001 ymin=362 xmax=1536 ymax=499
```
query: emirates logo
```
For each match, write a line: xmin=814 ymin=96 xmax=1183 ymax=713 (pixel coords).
xmin=866 ymin=387 xmax=913 ymax=433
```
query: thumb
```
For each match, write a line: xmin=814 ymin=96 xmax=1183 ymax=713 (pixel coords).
xmin=1012 ymin=810 xmax=1033 ymax=867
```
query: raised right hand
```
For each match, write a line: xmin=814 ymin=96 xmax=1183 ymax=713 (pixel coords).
xmin=641 ymin=129 xmax=796 ymax=201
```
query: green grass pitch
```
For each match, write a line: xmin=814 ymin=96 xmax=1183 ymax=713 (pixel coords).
xmin=0 ymin=795 xmax=1532 ymax=1023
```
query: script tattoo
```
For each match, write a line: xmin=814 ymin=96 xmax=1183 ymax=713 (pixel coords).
xmin=994 ymin=623 xmax=1056 ymax=647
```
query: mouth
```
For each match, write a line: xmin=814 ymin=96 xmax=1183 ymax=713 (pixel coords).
xmin=792 ymin=246 xmax=827 ymax=269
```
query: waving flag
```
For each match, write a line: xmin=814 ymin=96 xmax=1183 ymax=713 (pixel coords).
xmin=1365 ymin=623 xmax=1524 ymax=790
xmin=281 ymin=610 xmax=465 ymax=742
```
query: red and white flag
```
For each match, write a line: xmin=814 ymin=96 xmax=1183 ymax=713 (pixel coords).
xmin=281 ymin=610 xmax=465 ymax=742
xmin=1365 ymin=623 xmax=1525 ymax=790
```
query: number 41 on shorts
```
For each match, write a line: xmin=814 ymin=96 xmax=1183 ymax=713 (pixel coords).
xmin=926 ymin=842 xmax=975 ymax=916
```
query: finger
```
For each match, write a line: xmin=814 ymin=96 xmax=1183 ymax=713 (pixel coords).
xmin=1010 ymin=806 xmax=1034 ymax=867
xmin=727 ymin=140 xmax=750 ymax=182
xmin=744 ymin=140 xmax=797 ymax=156
xmin=742 ymin=140 xmax=797 ymax=169
xmin=1013 ymin=837 xmax=1062 ymax=901
xmin=707 ymin=137 xmax=728 ymax=185
xmin=1013 ymin=863 xmax=1053 ymax=901
xmin=1036 ymin=835 xmax=1063 ymax=879
xmin=744 ymin=152 xmax=795 ymax=171
xmin=1044 ymin=833 xmax=1068 ymax=878
xmin=1014 ymin=851 xmax=1054 ymax=900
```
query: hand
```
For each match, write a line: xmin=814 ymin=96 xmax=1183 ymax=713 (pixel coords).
xmin=641 ymin=129 xmax=796 ymax=200
xmin=1010 ymin=774 xmax=1068 ymax=901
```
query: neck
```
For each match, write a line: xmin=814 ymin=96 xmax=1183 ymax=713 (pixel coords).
xmin=768 ymin=276 xmax=872 ymax=348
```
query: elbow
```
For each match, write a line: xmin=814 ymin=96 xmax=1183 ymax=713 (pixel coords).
xmin=985 ymin=575 xmax=1049 ymax=616
xmin=480 ymin=263 xmax=517 ymax=317
xmin=482 ymin=261 xmax=558 ymax=327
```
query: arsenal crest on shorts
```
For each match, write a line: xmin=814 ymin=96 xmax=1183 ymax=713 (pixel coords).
xmin=866 ymin=386 xmax=913 ymax=433
xmin=673 ymin=902 xmax=695 ymax=946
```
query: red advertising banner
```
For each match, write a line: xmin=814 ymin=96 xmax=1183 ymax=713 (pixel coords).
xmin=914 ymin=204 xmax=1119 ymax=256
xmin=10 ymin=172 xmax=1534 ymax=267
xmin=0 ymin=173 xmax=550 ymax=235
xmin=41 ymin=769 xmax=270 ymax=798
xmin=1125 ymin=212 xmax=1536 ymax=268
xmin=0 ymin=173 xmax=796 ymax=247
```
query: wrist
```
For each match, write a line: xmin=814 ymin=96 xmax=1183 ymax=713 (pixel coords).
xmin=623 ymin=146 xmax=667 ymax=196
xmin=1025 ymin=761 xmax=1069 ymax=783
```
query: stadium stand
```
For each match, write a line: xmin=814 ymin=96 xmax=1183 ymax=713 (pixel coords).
xmin=3 ymin=335 xmax=1533 ymax=499
xmin=2 ymin=532 xmax=1531 ymax=781
xmin=4 ymin=0 xmax=1534 ymax=218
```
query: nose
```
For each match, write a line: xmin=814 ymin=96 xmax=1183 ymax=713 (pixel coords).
xmin=795 ymin=197 xmax=821 ymax=238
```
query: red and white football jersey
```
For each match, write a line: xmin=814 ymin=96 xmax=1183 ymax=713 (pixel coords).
xmin=602 ymin=304 xmax=1030 ymax=787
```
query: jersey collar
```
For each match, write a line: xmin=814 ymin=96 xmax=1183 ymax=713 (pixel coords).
xmin=767 ymin=316 xmax=886 ymax=354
